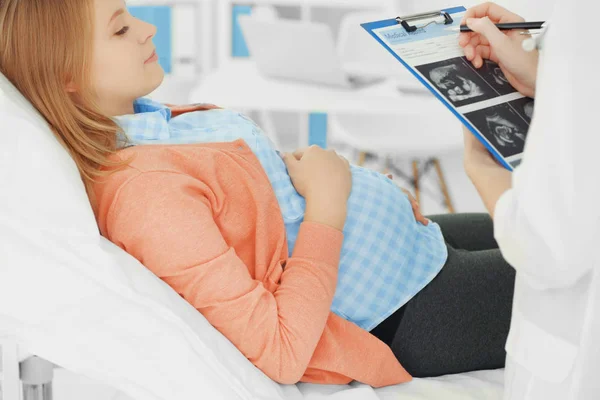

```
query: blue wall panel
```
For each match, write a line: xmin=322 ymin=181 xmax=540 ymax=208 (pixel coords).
xmin=232 ymin=5 xmax=252 ymax=58
xmin=309 ymin=113 xmax=328 ymax=148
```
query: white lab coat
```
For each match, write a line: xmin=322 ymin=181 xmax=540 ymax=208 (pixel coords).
xmin=493 ymin=0 xmax=600 ymax=399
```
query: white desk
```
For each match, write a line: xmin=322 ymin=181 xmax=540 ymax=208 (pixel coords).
xmin=191 ymin=60 xmax=436 ymax=114
xmin=217 ymin=0 xmax=395 ymax=68
xmin=189 ymin=60 xmax=445 ymax=147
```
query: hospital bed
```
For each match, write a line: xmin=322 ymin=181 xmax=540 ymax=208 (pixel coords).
xmin=0 ymin=73 xmax=505 ymax=400
xmin=3 ymin=348 xmax=504 ymax=400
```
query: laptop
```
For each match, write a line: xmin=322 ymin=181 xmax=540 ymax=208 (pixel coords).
xmin=238 ymin=16 xmax=384 ymax=89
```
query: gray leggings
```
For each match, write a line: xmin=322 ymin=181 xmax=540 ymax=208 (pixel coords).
xmin=370 ymin=213 xmax=516 ymax=378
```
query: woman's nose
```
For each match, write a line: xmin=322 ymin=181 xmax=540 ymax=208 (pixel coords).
xmin=138 ymin=20 xmax=157 ymax=44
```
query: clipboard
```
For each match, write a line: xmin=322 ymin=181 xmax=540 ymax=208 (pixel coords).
xmin=362 ymin=7 xmax=534 ymax=171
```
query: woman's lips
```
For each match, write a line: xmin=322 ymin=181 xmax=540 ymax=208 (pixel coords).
xmin=145 ymin=50 xmax=158 ymax=64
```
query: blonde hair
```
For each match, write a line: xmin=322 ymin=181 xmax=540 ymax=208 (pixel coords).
xmin=0 ymin=0 xmax=131 ymax=212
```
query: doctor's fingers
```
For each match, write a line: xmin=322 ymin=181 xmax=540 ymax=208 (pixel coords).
xmin=466 ymin=33 xmax=531 ymax=69
xmin=464 ymin=26 xmax=529 ymax=51
xmin=459 ymin=31 xmax=488 ymax=48
xmin=460 ymin=2 xmax=525 ymax=25
xmin=461 ymin=34 xmax=498 ymax=68
xmin=459 ymin=2 xmax=525 ymax=51
xmin=465 ymin=18 xmax=527 ymax=68
xmin=469 ymin=44 xmax=498 ymax=68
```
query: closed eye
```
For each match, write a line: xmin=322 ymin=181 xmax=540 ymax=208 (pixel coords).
xmin=116 ymin=26 xmax=129 ymax=36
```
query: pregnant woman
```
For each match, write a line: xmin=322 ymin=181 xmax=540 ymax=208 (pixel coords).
xmin=0 ymin=0 xmax=515 ymax=388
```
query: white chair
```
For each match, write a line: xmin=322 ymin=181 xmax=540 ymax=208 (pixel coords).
xmin=331 ymin=11 xmax=464 ymax=213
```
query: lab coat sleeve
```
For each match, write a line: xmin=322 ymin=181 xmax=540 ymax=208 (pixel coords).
xmin=493 ymin=22 xmax=598 ymax=289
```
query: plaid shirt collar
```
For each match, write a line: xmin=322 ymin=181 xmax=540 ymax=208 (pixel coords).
xmin=114 ymin=98 xmax=172 ymax=148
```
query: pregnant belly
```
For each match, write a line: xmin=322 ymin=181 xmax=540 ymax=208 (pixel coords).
xmin=283 ymin=165 xmax=421 ymax=254
xmin=339 ymin=165 xmax=422 ymax=259
xmin=287 ymin=165 xmax=446 ymax=329
xmin=347 ymin=166 xmax=415 ymax=227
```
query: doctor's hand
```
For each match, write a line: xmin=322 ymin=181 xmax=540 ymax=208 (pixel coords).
xmin=462 ymin=126 xmax=513 ymax=218
xmin=459 ymin=2 xmax=539 ymax=98
xmin=463 ymin=126 xmax=500 ymax=172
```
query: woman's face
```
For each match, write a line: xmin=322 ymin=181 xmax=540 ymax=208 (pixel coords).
xmin=90 ymin=0 xmax=165 ymax=116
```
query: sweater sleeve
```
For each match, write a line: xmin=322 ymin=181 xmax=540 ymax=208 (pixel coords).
xmin=105 ymin=171 xmax=344 ymax=384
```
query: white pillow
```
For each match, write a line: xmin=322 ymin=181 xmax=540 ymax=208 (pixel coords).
xmin=0 ymin=72 xmax=298 ymax=400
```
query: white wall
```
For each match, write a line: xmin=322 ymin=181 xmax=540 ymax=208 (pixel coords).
xmin=392 ymin=0 xmax=478 ymax=14
xmin=495 ymin=0 xmax=556 ymax=20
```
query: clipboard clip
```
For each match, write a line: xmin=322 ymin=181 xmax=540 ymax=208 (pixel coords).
xmin=396 ymin=10 xmax=454 ymax=33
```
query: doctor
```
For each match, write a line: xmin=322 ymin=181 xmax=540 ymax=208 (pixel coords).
xmin=458 ymin=1 xmax=599 ymax=399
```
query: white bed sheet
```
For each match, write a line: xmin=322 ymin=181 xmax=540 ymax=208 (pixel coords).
xmin=72 ymin=369 xmax=503 ymax=400
xmin=274 ymin=370 xmax=505 ymax=400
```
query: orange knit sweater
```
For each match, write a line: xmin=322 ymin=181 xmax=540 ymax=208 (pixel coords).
xmin=94 ymin=139 xmax=411 ymax=387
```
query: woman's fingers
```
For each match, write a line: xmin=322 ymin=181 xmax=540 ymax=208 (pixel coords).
xmin=292 ymin=149 xmax=305 ymax=160
xmin=292 ymin=146 xmax=316 ymax=160
xmin=293 ymin=147 xmax=349 ymax=169
xmin=409 ymin=197 xmax=429 ymax=226
xmin=282 ymin=153 xmax=299 ymax=172
xmin=399 ymin=188 xmax=429 ymax=226
xmin=414 ymin=209 xmax=430 ymax=226
xmin=339 ymin=155 xmax=350 ymax=168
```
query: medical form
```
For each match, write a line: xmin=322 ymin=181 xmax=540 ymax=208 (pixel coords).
xmin=362 ymin=7 xmax=534 ymax=170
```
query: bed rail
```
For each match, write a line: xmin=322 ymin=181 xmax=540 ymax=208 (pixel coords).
xmin=1 ymin=341 xmax=55 ymax=400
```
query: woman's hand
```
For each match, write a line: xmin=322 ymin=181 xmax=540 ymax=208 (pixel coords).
xmin=459 ymin=2 xmax=539 ymax=98
xmin=283 ymin=146 xmax=351 ymax=231
xmin=386 ymin=174 xmax=429 ymax=226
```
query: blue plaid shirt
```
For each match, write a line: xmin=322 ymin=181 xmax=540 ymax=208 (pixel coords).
xmin=114 ymin=98 xmax=448 ymax=331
